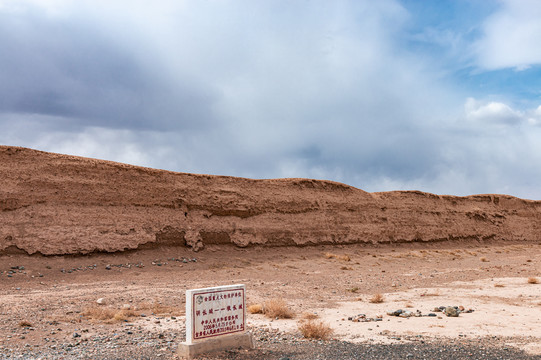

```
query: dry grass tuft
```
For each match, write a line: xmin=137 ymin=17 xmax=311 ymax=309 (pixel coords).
xmin=112 ymin=309 xmax=138 ymax=322
xmin=18 ymin=320 xmax=33 ymax=327
xmin=137 ymin=301 xmax=184 ymax=316
xmin=301 ymin=312 xmax=319 ymax=320
xmin=494 ymin=283 xmax=505 ymax=288
xmin=369 ymin=293 xmax=384 ymax=304
xmin=480 ymin=257 xmax=489 ymax=262
xmin=527 ymin=277 xmax=539 ymax=284
xmin=262 ymin=298 xmax=294 ymax=319
xmin=82 ymin=307 xmax=122 ymax=323
xmin=298 ymin=320 xmax=334 ymax=340
xmin=324 ymin=253 xmax=351 ymax=261
xmin=247 ymin=304 xmax=263 ymax=314
xmin=346 ymin=287 xmax=359 ymax=293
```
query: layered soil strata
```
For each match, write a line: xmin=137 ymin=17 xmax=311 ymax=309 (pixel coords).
xmin=1 ymin=145 xmax=540 ymax=255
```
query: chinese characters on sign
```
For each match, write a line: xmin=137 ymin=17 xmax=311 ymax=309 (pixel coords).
xmin=185 ymin=284 xmax=246 ymax=343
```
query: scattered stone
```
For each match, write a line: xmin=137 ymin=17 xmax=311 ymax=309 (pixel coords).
xmin=96 ymin=298 xmax=106 ymax=305
xmin=381 ymin=306 xmax=474 ymax=319
xmin=348 ymin=314 xmax=383 ymax=322
xmin=386 ymin=309 xmax=421 ymax=318
xmin=444 ymin=306 xmax=458 ymax=317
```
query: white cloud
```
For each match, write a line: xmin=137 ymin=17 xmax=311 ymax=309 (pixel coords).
xmin=474 ymin=0 xmax=541 ymax=70
xmin=527 ymin=106 xmax=541 ymax=125
xmin=464 ymin=98 xmax=523 ymax=124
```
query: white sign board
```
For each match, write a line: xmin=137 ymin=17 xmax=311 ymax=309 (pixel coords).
xmin=185 ymin=284 xmax=246 ymax=344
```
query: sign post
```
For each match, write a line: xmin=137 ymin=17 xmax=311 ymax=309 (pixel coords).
xmin=178 ymin=284 xmax=254 ymax=359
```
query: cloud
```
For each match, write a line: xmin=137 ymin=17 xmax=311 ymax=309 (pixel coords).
xmin=474 ymin=0 xmax=541 ymax=70
xmin=0 ymin=2 xmax=219 ymax=132
xmin=464 ymin=98 xmax=523 ymax=125
xmin=1 ymin=1 xmax=541 ymax=200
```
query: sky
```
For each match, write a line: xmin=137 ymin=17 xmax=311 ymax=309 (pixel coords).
xmin=1 ymin=0 xmax=541 ymax=199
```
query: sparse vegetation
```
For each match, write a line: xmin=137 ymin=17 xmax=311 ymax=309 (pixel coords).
xmin=527 ymin=277 xmax=539 ymax=284
xmin=301 ymin=312 xmax=319 ymax=320
xmin=346 ymin=287 xmax=359 ymax=293
xmin=112 ymin=309 xmax=138 ymax=322
xmin=83 ymin=300 xmax=182 ymax=323
xmin=480 ymin=257 xmax=489 ymax=262
xmin=262 ymin=298 xmax=294 ymax=319
xmin=494 ymin=283 xmax=505 ymax=288
xmin=247 ymin=304 xmax=263 ymax=314
xmin=369 ymin=293 xmax=384 ymax=303
xmin=137 ymin=301 xmax=183 ymax=316
xmin=82 ymin=307 xmax=124 ymax=323
xmin=324 ymin=253 xmax=351 ymax=261
xmin=298 ymin=320 xmax=334 ymax=340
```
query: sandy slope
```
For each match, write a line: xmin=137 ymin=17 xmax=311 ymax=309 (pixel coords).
xmin=1 ymin=145 xmax=540 ymax=256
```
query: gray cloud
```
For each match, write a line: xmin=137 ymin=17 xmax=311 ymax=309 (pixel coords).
xmin=1 ymin=1 xmax=541 ymax=200
xmin=0 ymin=7 xmax=218 ymax=131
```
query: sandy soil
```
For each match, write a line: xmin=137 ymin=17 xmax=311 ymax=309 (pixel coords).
xmin=1 ymin=241 xmax=540 ymax=358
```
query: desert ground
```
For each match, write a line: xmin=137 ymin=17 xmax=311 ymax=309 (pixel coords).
xmin=1 ymin=240 xmax=540 ymax=359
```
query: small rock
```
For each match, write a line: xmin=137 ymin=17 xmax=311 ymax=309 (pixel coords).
xmin=96 ymin=298 xmax=106 ymax=305
xmin=444 ymin=306 xmax=458 ymax=317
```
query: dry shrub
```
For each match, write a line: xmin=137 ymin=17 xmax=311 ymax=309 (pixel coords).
xmin=262 ymin=298 xmax=294 ymax=319
xmin=301 ymin=312 xmax=319 ymax=320
xmin=83 ymin=307 xmax=140 ymax=323
xmin=527 ymin=277 xmax=539 ymax=284
xmin=138 ymin=301 xmax=184 ymax=316
xmin=298 ymin=320 xmax=334 ymax=340
xmin=247 ymin=304 xmax=263 ymax=314
xmin=18 ymin=320 xmax=33 ymax=327
xmin=113 ymin=309 xmax=137 ymax=322
xmin=324 ymin=253 xmax=350 ymax=261
xmin=369 ymin=293 xmax=384 ymax=304
xmin=494 ymin=283 xmax=505 ymax=288
xmin=346 ymin=287 xmax=359 ymax=293
xmin=480 ymin=257 xmax=489 ymax=262
xmin=82 ymin=307 xmax=120 ymax=322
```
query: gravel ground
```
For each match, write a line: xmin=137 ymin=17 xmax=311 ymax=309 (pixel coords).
xmin=1 ymin=327 xmax=539 ymax=360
